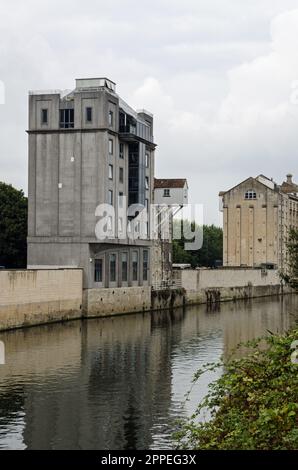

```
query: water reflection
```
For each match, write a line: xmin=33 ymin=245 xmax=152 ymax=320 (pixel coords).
xmin=0 ymin=295 xmax=297 ymax=450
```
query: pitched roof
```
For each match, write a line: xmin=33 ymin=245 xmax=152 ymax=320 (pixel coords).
xmin=154 ymin=178 xmax=187 ymax=189
xmin=219 ymin=175 xmax=277 ymax=197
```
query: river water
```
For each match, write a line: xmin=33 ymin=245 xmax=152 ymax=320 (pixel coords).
xmin=0 ymin=295 xmax=297 ymax=450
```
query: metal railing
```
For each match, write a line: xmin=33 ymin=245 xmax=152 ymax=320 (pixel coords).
xmin=151 ymin=278 xmax=182 ymax=291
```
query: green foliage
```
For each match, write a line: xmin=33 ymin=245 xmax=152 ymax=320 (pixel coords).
xmin=175 ymin=329 xmax=298 ymax=450
xmin=173 ymin=221 xmax=223 ymax=267
xmin=0 ymin=182 xmax=28 ymax=268
xmin=285 ymin=228 xmax=298 ymax=289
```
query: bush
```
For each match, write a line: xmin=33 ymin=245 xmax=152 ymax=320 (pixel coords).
xmin=175 ymin=328 xmax=298 ymax=450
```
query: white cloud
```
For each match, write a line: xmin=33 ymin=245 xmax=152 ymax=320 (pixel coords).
xmin=1 ymin=1 xmax=298 ymax=224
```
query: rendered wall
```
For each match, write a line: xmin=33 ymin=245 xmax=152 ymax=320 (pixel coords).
xmin=0 ymin=269 xmax=83 ymax=331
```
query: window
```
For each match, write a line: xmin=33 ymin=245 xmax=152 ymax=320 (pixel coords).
xmin=143 ymin=250 xmax=149 ymax=281
xmin=132 ymin=251 xmax=138 ymax=281
xmin=109 ymin=164 xmax=113 ymax=180
xmin=119 ymin=191 xmax=124 ymax=208
xmin=145 ymin=198 xmax=149 ymax=211
xmin=108 ymin=190 xmax=113 ymax=205
xmin=163 ymin=189 xmax=170 ymax=197
xmin=109 ymin=254 xmax=116 ymax=282
xmin=145 ymin=176 xmax=149 ymax=190
xmin=119 ymin=167 xmax=124 ymax=184
xmin=86 ymin=107 xmax=92 ymax=123
xmin=119 ymin=143 xmax=124 ymax=159
xmin=145 ymin=152 xmax=149 ymax=168
xmin=41 ymin=109 xmax=48 ymax=125
xmin=109 ymin=139 xmax=113 ymax=155
xmin=245 ymin=190 xmax=257 ymax=200
xmin=122 ymin=252 xmax=128 ymax=282
xmin=109 ymin=110 xmax=113 ymax=126
xmin=60 ymin=109 xmax=74 ymax=128
xmin=94 ymin=259 xmax=103 ymax=283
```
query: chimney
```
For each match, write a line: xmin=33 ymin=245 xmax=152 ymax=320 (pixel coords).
xmin=286 ymin=174 xmax=293 ymax=184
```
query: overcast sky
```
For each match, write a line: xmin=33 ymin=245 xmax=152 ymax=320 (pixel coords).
xmin=1 ymin=0 xmax=298 ymax=225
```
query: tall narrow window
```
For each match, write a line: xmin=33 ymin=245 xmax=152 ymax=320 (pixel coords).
xmin=145 ymin=152 xmax=149 ymax=168
xmin=145 ymin=176 xmax=149 ymax=190
xmin=109 ymin=164 xmax=113 ymax=180
xmin=119 ymin=167 xmax=124 ymax=184
xmin=108 ymin=190 xmax=113 ymax=205
xmin=94 ymin=259 xmax=103 ymax=283
xmin=122 ymin=252 xmax=128 ymax=282
xmin=60 ymin=109 xmax=74 ymax=128
xmin=109 ymin=110 xmax=113 ymax=126
xmin=86 ymin=107 xmax=92 ymax=123
xmin=119 ymin=143 xmax=124 ymax=159
xmin=41 ymin=109 xmax=48 ymax=125
xmin=109 ymin=254 xmax=116 ymax=282
xmin=119 ymin=191 xmax=124 ymax=208
xmin=109 ymin=138 xmax=113 ymax=155
xmin=132 ymin=251 xmax=138 ymax=281
xmin=143 ymin=250 xmax=149 ymax=281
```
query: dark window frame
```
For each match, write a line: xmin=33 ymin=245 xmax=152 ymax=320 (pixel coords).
xmin=143 ymin=250 xmax=149 ymax=281
xmin=119 ymin=167 xmax=124 ymax=184
xmin=121 ymin=252 xmax=128 ymax=283
xmin=86 ymin=107 xmax=93 ymax=123
xmin=132 ymin=250 xmax=138 ymax=281
xmin=109 ymin=164 xmax=113 ymax=180
xmin=94 ymin=258 xmax=103 ymax=283
xmin=109 ymin=110 xmax=114 ymax=127
xmin=60 ymin=108 xmax=74 ymax=129
xmin=41 ymin=108 xmax=48 ymax=125
xmin=109 ymin=138 xmax=113 ymax=155
xmin=109 ymin=253 xmax=117 ymax=283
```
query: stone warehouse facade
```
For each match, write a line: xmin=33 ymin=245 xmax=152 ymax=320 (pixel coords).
xmin=27 ymin=78 xmax=156 ymax=289
xmin=219 ymin=174 xmax=298 ymax=270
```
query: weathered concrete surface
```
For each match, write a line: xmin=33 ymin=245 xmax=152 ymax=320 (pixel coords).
xmin=0 ymin=269 xmax=83 ymax=331
xmin=173 ymin=268 xmax=292 ymax=305
xmin=83 ymin=286 xmax=151 ymax=317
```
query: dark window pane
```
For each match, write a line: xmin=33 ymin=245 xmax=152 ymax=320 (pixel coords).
xmin=143 ymin=250 xmax=148 ymax=281
xmin=86 ymin=107 xmax=92 ymax=123
xmin=94 ymin=259 xmax=103 ymax=283
xmin=110 ymin=254 xmax=116 ymax=282
xmin=132 ymin=251 xmax=138 ymax=281
xmin=122 ymin=253 xmax=128 ymax=282
xmin=41 ymin=109 xmax=48 ymax=124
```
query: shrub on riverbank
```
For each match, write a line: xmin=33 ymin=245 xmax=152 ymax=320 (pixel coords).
xmin=175 ymin=328 xmax=298 ymax=450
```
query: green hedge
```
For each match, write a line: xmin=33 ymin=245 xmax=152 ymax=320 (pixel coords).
xmin=175 ymin=328 xmax=298 ymax=450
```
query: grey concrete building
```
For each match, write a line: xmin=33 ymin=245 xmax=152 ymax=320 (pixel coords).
xmin=27 ymin=78 xmax=156 ymax=288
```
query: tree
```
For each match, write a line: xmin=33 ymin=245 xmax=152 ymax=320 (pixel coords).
xmin=175 ymin=329 xmax=298 ymax=450
xmin=173 ymin=221 xmax=223 ymax=267
xmin=285 ymin=228 xmax=298 ymax=289
xmin=0 ymin=182 xmax=28 ymax=268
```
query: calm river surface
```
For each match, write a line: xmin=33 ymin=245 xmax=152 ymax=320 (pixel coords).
xmin=0 ymin=295 xmax=297 ymax=450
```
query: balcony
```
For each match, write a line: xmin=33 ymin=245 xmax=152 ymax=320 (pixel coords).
xmin=119 ymin=119 xmax=155 ymax=146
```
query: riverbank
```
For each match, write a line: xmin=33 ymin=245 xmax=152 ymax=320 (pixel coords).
xmin=0 ymin=267 xmax=294 ymax=332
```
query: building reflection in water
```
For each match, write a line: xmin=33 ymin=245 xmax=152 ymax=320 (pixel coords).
xmin=0 ymin=295 xmax=297 ymax=450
